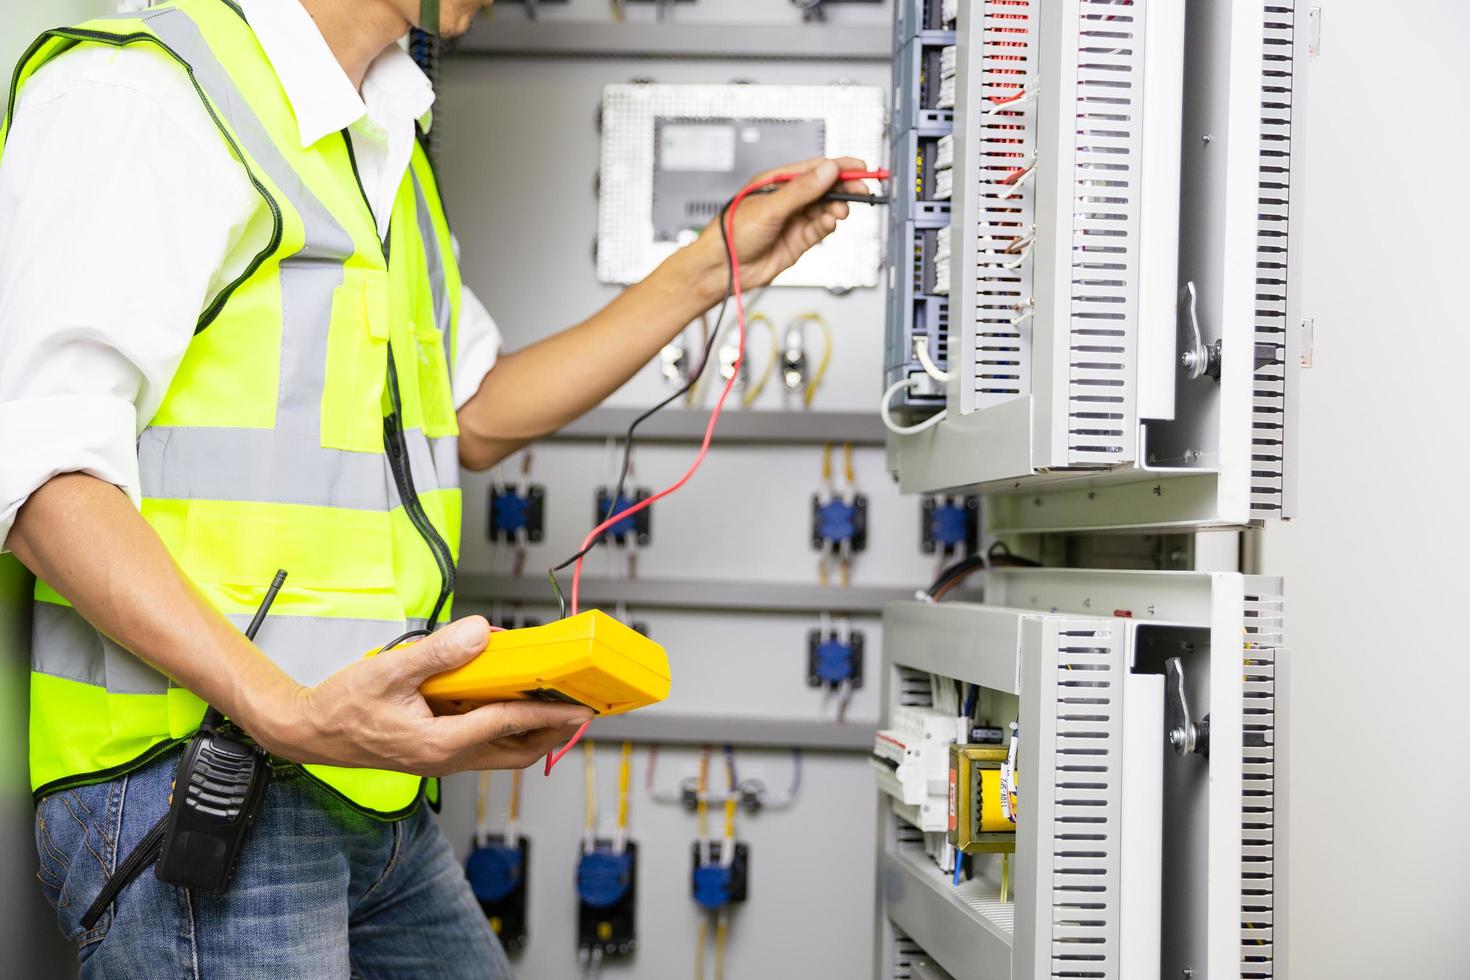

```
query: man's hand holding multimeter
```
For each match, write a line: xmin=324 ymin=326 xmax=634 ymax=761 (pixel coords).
xmin=269 ymin=617 xmax=595 ymax=776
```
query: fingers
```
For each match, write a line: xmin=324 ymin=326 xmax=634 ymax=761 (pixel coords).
xmin=431 ymin=700 xmax=594 ymax=758
xmin=374 ymin=616 xmax=490 ymax=688
xmin=775 ymin=159 xmax=842 ymax=209
xmin=456 ymin=722 xmax=589 ymax=772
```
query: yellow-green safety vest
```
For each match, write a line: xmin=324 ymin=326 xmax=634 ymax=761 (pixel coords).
xmin=3 ymin=0 xmax=465 ymax=817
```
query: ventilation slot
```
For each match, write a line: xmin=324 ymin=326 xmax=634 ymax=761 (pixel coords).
xmin=897 ymin=666 xmax=936 ymax=708
xmin=1241 ymin=588 xmax=1284 ymax=978
xmin=1251 ymin=2 xmax=1296 ymax=515
xmin=891 ymin=928 xmax=927 ymax=980
xmin=972 ymin=0 xmax=1037 ymax=406
xmin=1050 ymin=622 xmax=1122 ymax=978
xmin=1067 ymin=1 xmax=1142 ymax=465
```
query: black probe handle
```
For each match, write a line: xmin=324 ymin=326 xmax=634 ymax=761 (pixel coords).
xmin=822 ymin=191 xmax=891 ymax=205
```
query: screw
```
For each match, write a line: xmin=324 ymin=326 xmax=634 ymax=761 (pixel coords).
xmin=1087 ymin=491 xmax=1097 ymax=501
xmin=1169 ymin=728 xmax=1186 ymax=750
xmin=1200 ymin=134 xmax=1213 ymax=145
xmin=1153 ymin=485 xmax=1163 ymax=496
xmin=1183 ymin=969 xmax=1195 ymax=979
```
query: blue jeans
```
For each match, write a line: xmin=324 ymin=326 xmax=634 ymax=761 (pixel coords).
xmin=34 ymin=749 xmax=512 ymax=979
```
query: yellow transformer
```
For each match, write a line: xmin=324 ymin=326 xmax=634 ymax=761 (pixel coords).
xmin=947 ymin=744 xmax=1016 ymax=855
xmin=419 ymin=611 xmax=672 ymax=716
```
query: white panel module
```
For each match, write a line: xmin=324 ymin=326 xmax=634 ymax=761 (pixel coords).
xmin=597 ymin=83 xmax=886 ymax=289
xmin=876 ymin=569 xmax=1285 ymax=980
xmin=889 ymin=0 xmax=1303 ymax=535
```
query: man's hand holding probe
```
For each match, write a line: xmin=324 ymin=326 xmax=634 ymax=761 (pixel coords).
xmin=8 ymin=158 xmax=872 ymax=776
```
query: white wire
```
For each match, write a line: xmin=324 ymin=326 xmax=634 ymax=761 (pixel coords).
xmin=880 ymin=378 xmax=947 ymax=436
xmin=999 ymin=162 xmax=1037 ymax=200
xmin=984 ymin=85 xmax=1038 ymax=115
xmin=914 ymin=336 xmax=951 ymax=383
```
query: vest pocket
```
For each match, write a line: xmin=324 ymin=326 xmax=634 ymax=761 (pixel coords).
xmin=320 ymin=267 xmax=391 ymax=453
xmin=414 ymin=322 xmax=460 ymax=437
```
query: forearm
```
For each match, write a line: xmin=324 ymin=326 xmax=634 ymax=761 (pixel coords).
xmin=9 ymin=473 xmax=301 ymax=749
xmin=456 ymin=243 xmax=724 ymax=470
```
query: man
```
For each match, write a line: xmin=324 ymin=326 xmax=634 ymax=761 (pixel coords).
xmin=0 ymin=0 xmax=867 ymax=974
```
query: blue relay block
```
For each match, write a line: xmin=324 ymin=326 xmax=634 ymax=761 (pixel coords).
xmin=488 ymin=485 xmax=544 ymax=543
xmin=577 ymin=841 xmax=638 ymax=955
xmin=921 ymin=495 xmax=979 ymax=555
xmin=808 ymin=630 xmax=865 ymax=689
xmin=690 ymin=841 xmax=749 ymax=911
xmin=465 ymin=836 xmax=529 ymax=951
xmin=594 ymin=487 xmax=651 ymax=546
xmin=811 ymin=494 xmax=868 ymax=553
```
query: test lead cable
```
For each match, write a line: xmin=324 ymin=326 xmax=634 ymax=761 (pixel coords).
xmin=541 ymin=168 xmax=889 ymax=775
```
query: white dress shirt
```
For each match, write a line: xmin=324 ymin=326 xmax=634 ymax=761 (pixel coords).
xmin=0 ymin=0 xmax=502 ymax=551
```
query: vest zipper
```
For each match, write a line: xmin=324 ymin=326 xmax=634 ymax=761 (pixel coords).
xmin=342 ymin=129 xmax=454 ymax=628
xmin=385 ymin=361 xmax=455 ymax=628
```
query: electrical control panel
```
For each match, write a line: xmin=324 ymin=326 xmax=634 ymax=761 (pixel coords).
xmin=885 ymin=0 xmax=1306 ymax=535
xmin=876 ymin=569 xmax=1285 ymax=980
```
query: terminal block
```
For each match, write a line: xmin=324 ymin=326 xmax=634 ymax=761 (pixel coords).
xmin=576 ymin=840 xmax=638 ymax=957
xmin=811 ymin=493 xmax=868 ymax=554
xmin=920 ymin=495 xmax=978 ymax=557
xmin=466 ymin=835 xmax=530 ymax=951
xmin=807 ymin=629 xmax=865 ymax=690
xmin=488 ymin=484 xmax=545 ymax=543
xmin=594 ymin=487 xmax=651 ymax=547
xmin=690 ymin=841 xmax=750 ymax=911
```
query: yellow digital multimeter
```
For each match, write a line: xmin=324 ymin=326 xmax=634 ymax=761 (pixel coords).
xmin=419 ymin=610 xmax=671 ymax=716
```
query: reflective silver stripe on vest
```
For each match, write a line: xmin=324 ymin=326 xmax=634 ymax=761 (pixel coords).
xmin=138 ymin=427 xmax=393 ymax=509
xmin=148 ymin=7 xmax=354 ymax=440
xmin=411 ymin=172 xmax=452 ymax=356
xmin=32 ymin=603 xmax=430 ymax=694
xmin=138 ymin=427 xmax=456 ymax=507
xmin=33 ymin=604 xmax=169 ymax=695
xmin=226 ymin=613 xmax=430 ymax=687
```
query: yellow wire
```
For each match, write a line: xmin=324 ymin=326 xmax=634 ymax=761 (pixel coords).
xmin=791 ymin=312 xmax=833 ymax=407
xmin=475 ymin=771 xmax=489 ymax=829
xmin=1000 ymin=853 xmax=1010 ymax=903
xmin=616 ymin=741 xmax=632 ymax=832
xmin=508 ymin=769 xmax=521 ymax=823
xmin=714 ymin=913 xmax=729 ymax=980
xmin=821 ymin=443 xmax=833 ymax=484
xmin=842 ymin=442 xmax=854 ymax=486
xmin=740 ymin=313 xmax=779 ymax=409
xmin=723 ymin=796 xmax=737 ymax=841
xmin=583 ymin=741 xmax=598 ymax=838
xmin=695 ymin=915 xmax=708 ymax=980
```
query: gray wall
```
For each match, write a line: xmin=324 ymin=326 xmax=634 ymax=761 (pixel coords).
xmin=1266 ymin=1 xmax=1470 ymax=977
xmin=3 ymin=5 xmax=117 ymax=976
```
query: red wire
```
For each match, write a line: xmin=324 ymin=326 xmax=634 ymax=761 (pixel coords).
xmin=543 ymin=167 xmax=889 ymax=776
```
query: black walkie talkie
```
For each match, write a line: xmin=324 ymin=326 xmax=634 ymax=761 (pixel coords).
xmin=80 ymin=570 xmax=287 ymax=928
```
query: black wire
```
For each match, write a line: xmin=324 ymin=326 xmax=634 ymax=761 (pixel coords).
xmin=926 ymin=553 xmax=987 ymax=598
xmin=373 ymin=628 xmax=431 ymax=656
xmin=546 ymin=196 xmax=739 ymax=618
xmin=987 ymin=541 xmax=1042 ymax=567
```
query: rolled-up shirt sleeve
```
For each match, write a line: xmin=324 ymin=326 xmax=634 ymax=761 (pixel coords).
xmin=0 ymin=46 xmax=266 ymax=552
xmin=452 ymin=279 xmax=504 ymax=410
